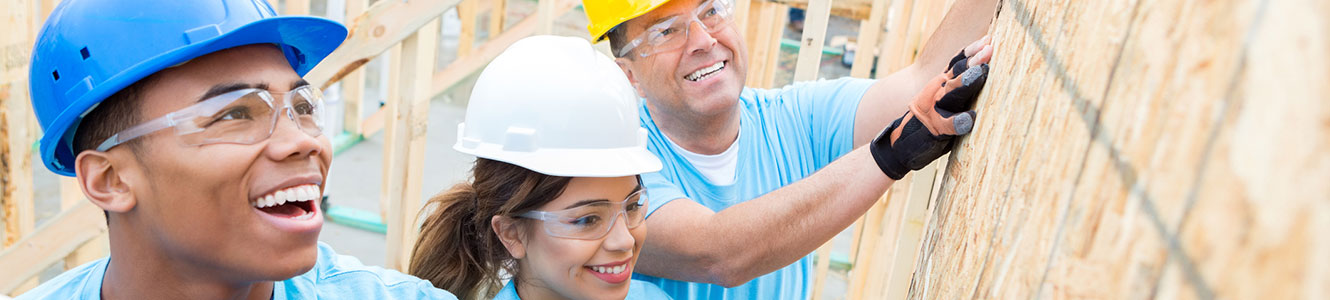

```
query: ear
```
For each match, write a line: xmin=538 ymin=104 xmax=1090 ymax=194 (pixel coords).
xmin=616 ymin=57 xmax=647 ymax=98
xmin=491 ymin=216 xmax=527 ymax=259
xmin=75 ymin=150 xmax=137 ymax=213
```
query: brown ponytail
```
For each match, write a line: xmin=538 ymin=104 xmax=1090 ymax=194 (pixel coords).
xmin=409 ymin=158 xmax=572 ymax=300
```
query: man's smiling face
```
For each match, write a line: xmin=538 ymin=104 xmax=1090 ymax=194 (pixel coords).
xmin=115 ymin=44 xmax=332 ymax=280
xmin=616 ymin=0 xmax=748 ymax=119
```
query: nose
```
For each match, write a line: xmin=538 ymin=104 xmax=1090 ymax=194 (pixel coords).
xmin=601 ymin=212 xmax=637 ymax=252
xmin=683 ymin=20 xmax=718 ymax=55
xmin=264 ymin=107 xmax=323 ymax=161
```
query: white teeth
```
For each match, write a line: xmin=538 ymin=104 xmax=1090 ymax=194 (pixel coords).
xmin=252 ymin=184 xmax=320 ymax=208
xmin=591 ymin=264 xmax=627 ymax=274
xmin=685 ymin=61 xmax=725 ymax=81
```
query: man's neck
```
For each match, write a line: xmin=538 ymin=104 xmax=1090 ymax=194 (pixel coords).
xmin=102 ymin=228 xmax=273 ymax=300
xmin=647 ymin=102 xmax=741 ymax=155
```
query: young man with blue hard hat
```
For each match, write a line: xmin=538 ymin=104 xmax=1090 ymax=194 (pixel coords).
xmin=19 ymin=0 xmax=455 ymax=299
xmin=581 ymin=0 xmax=998 ymax=298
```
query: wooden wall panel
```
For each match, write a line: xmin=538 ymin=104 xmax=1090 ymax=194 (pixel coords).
xmin=911 ymin=0 xmax=1329 ymax=298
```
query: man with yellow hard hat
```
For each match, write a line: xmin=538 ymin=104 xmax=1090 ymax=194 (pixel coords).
xmin=582 ymin=0 xmax=998 ymax=299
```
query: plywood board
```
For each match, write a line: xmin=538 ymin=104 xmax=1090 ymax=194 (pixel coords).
xmin=909 ymin=0 xmax=1330 ymax=298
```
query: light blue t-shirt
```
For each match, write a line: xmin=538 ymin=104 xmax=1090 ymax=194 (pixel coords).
xmin=493 ymin=279 xmax=673 ymax=300
xmin=17 ymin=242 xmax=457 ymax=300
xmin=632 ymin=78 xmax=874 ymax=300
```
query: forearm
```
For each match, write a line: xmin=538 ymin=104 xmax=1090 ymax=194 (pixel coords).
xmin=853 ymin=0 xmax=999 ymax=146
xmin=914 ymin=0 xmax=999 ymax=72
xmin=637 ymin=147 xmax=892 ymax=286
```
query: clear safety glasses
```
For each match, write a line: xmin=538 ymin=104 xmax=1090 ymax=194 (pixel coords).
xmin=96 ymin=86 xmax=326 ymax=152
xmin=519 ymin=189 xmax=649 ymax=240
xmin=617 ymin=0 xmax=736 ymax=58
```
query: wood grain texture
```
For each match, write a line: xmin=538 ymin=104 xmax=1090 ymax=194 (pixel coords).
xmin=909 ymin=0 xmax=1329 ymax=298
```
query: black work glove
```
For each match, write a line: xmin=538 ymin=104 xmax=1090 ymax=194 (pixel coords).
xmin=870 ymin=49 xmax=991 ymax=180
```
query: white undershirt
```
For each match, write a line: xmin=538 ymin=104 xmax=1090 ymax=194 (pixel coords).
xmin=665 ymin=134 xmax=740 ymax=186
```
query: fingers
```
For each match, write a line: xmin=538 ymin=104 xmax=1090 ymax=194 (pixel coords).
xmin=950 ymin=36 xmax=994 ymax=76
xmin=937 ymin=64 xmax=989 ymax=113
xmin=968 ymin=45 xmax=993 ymax=67
xmin=937 ymin=73 xmax=966 ymax=100
xmin=942 ymin=110 xmax=977 ymax=136
xmin=963 ymin=35 xmax=991 ymax=57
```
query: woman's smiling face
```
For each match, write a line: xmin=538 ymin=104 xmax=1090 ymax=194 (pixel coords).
xmin=496 ymin=175 xmax=646 ymax=300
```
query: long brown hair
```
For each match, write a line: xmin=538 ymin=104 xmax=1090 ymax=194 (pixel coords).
xmin=409 ymin=158 xmax=572 ymax=300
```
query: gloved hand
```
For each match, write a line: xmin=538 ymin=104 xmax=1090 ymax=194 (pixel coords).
xmin=870 ymin=37 xmax=992 ymax=180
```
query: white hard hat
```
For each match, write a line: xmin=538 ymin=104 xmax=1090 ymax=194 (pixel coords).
xmin=456 ymin=35 xmax=662 ymax=177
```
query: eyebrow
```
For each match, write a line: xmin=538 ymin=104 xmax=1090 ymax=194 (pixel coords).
xmin=197 ymin=79 xmax=310 ymax=102
xmin=198 ymin=82 xmax=266 ymax=102
xmin=562 ymin=185 xmax=644 ymax=209
xmin=291 ymin=79 xmax=310 ymax=90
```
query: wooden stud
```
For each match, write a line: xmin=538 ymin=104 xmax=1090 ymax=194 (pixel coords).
xmin=0 ymin=202 xmax=106 ymax=294
xmin=382 ymin=17 xmax=439 ymax=272
xmin=882 ymin=158 xmax=942 ymax=299
xmin=341 ymin=0 xmax=368 ymax=136
xmin=732 ymin=0 xmax=752 ymax=38
xmin=742 ymin=0 xmax=765 ymax=87
xmin=458 ymin=0 xmax=477 ymax=58
xmin=792 ymin=0 xmax=832 ymax=82
xmin=876 ymin=0 xmax=914 ymax=74
xmin=862 ymin=174 xmax=912 ymax=297
xmin=377 ymin=44 xmax=402 ymax=223
xmin=849 ymin=0 xmax=890 ymax=78
xmin=3 ymin=0 xmax=37 ymax=251
xmin=840 ymin=192 xmax=893 ymax=297
xmin=745 ymin=1 xmax=784 ymax=88
xmin=489 ymin=0 xmax=506 ymax=36
xmin=536 ymin=0 xmax=557 ymax=35
xmin=759 ymin=4 xmax=785 ymax=88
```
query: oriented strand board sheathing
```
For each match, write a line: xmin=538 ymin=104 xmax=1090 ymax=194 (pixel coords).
xmin=909 ymin=0 xmax=1329 ymax=298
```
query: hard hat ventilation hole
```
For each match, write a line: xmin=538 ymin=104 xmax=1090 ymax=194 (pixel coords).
xmin=80 ymin=47 xmax=91 ymax=60
xmin=52 ymin=69 xmax=60 ymax=81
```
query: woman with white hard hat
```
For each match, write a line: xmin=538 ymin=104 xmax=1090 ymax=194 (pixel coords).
xmin=408 ymin=35 xmax=672 ymax=300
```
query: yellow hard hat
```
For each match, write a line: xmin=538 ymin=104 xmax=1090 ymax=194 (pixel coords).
xmin=583 ymin=0 xmax=671 ymax=42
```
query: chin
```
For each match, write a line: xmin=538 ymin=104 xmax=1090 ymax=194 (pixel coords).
xmin=253 ymin=243 xmax=320 ymax=281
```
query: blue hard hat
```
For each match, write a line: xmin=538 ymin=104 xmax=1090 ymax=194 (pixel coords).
xmin=29 ymin=0 xmax=348 ymax=176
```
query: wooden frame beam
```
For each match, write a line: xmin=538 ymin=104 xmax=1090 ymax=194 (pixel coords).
xmin=457 ymin=0 xmax=478 ymax=58
xmin=3 ymin=0 xmax=37 ymax=251
xmin=341 ymin=0 xmax=369 ymax=136
xmin=744 ymin=1 xmax=785 ymax=88
xmin=489 ymin=0 xmax=506 ymax=36
xmin=428 ymin=0 xmax=578 ymax=101
xmin=382 ymin=17 xmax=439 ymax=272
xmin=849 ymin=0 xmax=890 ymax=79
xmin=335 ymin=0 xmax=579 ymax=139
xmin=774 ymin=0 xmax=877 ymax=20
xmin=882 ymin=158 xmax=942 ymax=298
xmin=304 ymin=0 xmax=464 ymax=88
xmin=792 ymin=0 xmax=833 ymax=82
xmin=0 ymin=202 xmax=106 ymax=294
